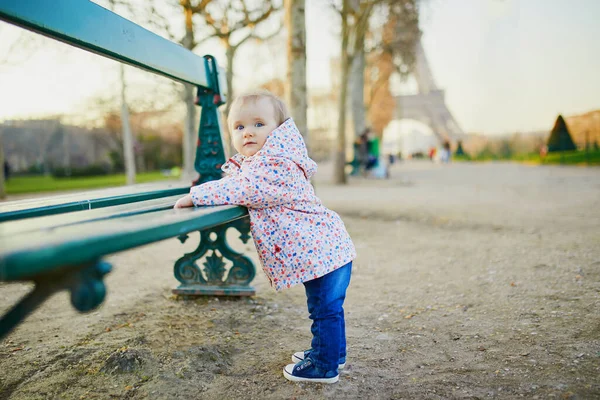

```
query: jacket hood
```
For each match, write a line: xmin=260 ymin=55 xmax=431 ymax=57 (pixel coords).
xmin=222 ymin=118 xmax=317 ymax=179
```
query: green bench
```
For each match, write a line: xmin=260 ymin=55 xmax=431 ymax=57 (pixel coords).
xmin=0 ymin=0 xmax=256 ymax=340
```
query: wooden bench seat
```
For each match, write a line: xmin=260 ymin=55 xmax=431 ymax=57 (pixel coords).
xmin=0 ymin=0 xmax=255 ymax=339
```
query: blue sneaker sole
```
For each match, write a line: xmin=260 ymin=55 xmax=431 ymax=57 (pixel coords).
xmin=283 ymin=364 xmax=339 ymax=384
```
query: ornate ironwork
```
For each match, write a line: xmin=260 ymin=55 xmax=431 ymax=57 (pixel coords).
xmin=193 ymin=55 xmax=227 ymax=185
xmin=173 ymin=217 xmax=255 ymax=296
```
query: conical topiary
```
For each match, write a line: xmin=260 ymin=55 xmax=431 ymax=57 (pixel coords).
xmin=455 ymin=140 xmax=465 ymax=156
xmin=547 ymin=115 xmax=577 ymax=152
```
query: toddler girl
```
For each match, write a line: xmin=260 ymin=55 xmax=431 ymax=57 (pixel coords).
xmin=175 ymin=91 xmax=356 ymax=383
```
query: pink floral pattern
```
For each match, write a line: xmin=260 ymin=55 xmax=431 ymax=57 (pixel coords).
xmin=190 ymin=118 xmax=356 ymax=291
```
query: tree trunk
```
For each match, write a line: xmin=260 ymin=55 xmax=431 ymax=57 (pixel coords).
xmin=62 ymin=128 xmax=71 ymax=175
xmin=334 ymin=0 xmax=350 ymax=185
xmin=120 ymin=64 xmax=136 ymax=185
xmin=224 ymin=44 xmax=235 ymax=117
xmin=38 ymin=121 xmax=53 ymax=175
xmin=181 ymin=6 xmax=197 ymax=181
xmin=350 ymin=47 xmax=366 ymax=138
xmin=182 ymin=83 xmax=197 ymax=181
xmin=223 ymin=44 xmax=236 ymax=156
xmin=0 ymin=137 xmax=5 ymax=199
xmin=135 ymin=145 xmax=146 ymax=173
xmin=285 ymin=0 xmax=308 ymax=149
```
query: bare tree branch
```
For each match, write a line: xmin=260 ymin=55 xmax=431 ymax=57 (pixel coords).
xmin=255 ymin=21 xmax=283 ymax=42
xmin=196 ymin=32 xmax=219 ymax=46
xmin=232 ymin=2 xmax=280 ymax=32
xmin=232 ymin=30 xmax=253 ymax=51
xmin=0 ymin=31 xmax=43 ymax=67
xmin=148 ymin=3 xmax=178 ymax=40
xmin=329 ymin=0 xmax=342 ymax=14
xmin=182 ymin=0 xmax=212 ymax=14
xmin=366 ymin=74 xmax=387 ymax=111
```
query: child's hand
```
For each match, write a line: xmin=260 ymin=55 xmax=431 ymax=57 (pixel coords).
xmin=174 ymin=194 xmax=194 ymax=209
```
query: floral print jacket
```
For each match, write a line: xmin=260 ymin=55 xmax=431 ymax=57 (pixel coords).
xmin=190 ymin=118 xmax=356 ymax=291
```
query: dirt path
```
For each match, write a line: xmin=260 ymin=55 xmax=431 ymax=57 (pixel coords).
xmin=1 ymin=161 xmax=599 ymax=399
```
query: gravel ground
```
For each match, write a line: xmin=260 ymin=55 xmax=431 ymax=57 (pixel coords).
xmin=1 ymin=160 xmax=599 ymax=399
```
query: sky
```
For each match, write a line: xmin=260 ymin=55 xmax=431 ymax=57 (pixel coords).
xmin=414 ymin=0 xmax=600 ymax=134
xmin=0 ymin=0 xmax=599 ymax=134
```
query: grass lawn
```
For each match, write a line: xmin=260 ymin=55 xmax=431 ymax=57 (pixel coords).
xmin=455 ymin=150 xmax=600 ymax=166
xmin=5 ymin=171 xmax=179 ymax=195
xmin=540 ymin=149 xmax=600 ymax=165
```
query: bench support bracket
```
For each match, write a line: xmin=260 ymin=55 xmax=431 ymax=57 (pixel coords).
xmin=173 ymin=216 xmax=255 ymax=296
xmin=193 ymin=55 xmax=227 ymax=185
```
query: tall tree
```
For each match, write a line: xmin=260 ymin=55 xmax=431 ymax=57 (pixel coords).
xmin=366 ymin=51 xmax=395 ymax=134
xmin=179 ymin=0 xmax=209 ymax=179
xmin=350 ymin=46 xmax=367 ymax=138
xmin=120 ymin=65 xmax=136 ymax=184
xmin=198 ymin=1 xmax=282 ymax=115
xmin=334 ymin=0 xmax=350 ymax=184
xmin=179 ymin=0 xmax=281 ymax=177
xmin=366 ymin=0 xmax=420 ymax=135
xmin=332 ymin=0 xmax=378 ymax=184
xmin=284 ymin=0 xmax=308 ymax=147
xmin=109 ymin=0 xmax=136 ymax=184
xmin=348 ymin=0 xmax=380 ymax=141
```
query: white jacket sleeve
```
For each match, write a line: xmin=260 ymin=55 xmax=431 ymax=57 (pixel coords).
xmin=190 ymin=157 xmax=305 ymax=208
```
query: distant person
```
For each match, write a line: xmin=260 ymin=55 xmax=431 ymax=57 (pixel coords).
xmin=174 ymin=90 xmax=356 ymax=384
xmin=440 ymin=141 xmax=451 ymax=163
xmin=539 ymin=144 xmax=548 ymax=160
xmin=350 ymin=138 xmax=362 ymax=176
xmin=3 ymin=160 xmax=10 ymax=181
xmin=365 ymin=130 xmax=379 ymax=172
xmin=428 ymin=147 xmax=437 ymax=161
xmin=371 ymin=155 xmax=390 ymax=179
xmin=358 ymin=129 xmax=370 ymax=175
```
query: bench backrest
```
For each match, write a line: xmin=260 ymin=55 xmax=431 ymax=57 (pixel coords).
xmin=0 ymin=0 xmax=228 ymax=185
xmin=0 ymin=0 xmax=225 ymax=91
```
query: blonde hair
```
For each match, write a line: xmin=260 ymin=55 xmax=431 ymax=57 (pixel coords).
xmin=227 ymin=90 xmax=290 ymax=132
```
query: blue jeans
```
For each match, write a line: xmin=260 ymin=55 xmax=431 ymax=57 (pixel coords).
xmin=303 ymin=262 xmax=352 ymax=372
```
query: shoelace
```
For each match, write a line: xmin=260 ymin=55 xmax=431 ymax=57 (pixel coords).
xmin=297 ymin=359 xmax=312 ymax=371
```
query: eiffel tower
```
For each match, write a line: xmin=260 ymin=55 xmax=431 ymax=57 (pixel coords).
xmin=395 ymin=40 xmax=464 ymax=142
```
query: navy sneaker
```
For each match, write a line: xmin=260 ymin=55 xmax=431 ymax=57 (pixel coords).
xmin=283 ymin=358 xmax=339 ymax=384
xmin=292 ymin=349 xmax=346 ymax=370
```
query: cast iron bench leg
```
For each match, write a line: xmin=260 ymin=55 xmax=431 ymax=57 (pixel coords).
xmin=173 ymin=216 xmax=255 ymax=296
xmin=0 ymin=261 xmax=112 ymax=339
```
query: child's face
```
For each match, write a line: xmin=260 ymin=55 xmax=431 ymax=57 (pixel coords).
xmin=230 ymin=97 xmax=279 ymax=157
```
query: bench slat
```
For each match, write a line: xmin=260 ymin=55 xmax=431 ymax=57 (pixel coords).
xmin=0 ymin=182 xmax=187 ymax=212
xmin=0 ymin=184 xmax=190 ymax=223
xmin=0 ymin=0 xmax=222 ymax=88
xmin=0 ymin=195 xmax=186 ymax=236
xmin=0 ymin=205 xmax=248 ymax=282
